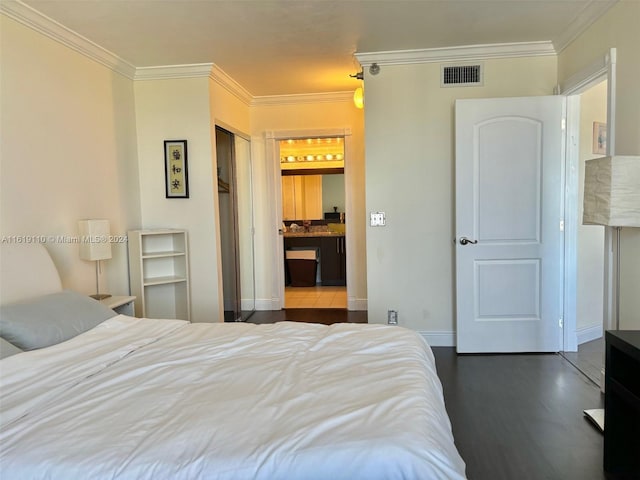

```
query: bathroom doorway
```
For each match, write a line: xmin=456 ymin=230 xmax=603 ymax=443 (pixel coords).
xmin=280 ymin=137 xmax=347 ymax=309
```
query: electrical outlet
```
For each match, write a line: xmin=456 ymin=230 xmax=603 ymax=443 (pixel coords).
xmin=387 ymin=310 xmax=398 ymax=325
xmin=370 ymin=212 xmax=386 ymax=226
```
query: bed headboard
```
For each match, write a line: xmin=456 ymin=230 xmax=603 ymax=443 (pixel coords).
xmin=0 ymin=243 xmax=62 ymax=305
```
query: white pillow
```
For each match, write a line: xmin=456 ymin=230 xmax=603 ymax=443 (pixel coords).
xmin=0 ymin=290 xmax=116 ymax=350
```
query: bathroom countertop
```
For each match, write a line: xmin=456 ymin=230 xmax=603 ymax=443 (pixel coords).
xmin=283 ymin=231 xmax=344 ymax=238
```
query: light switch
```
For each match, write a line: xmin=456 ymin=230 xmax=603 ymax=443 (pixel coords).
xmin=370 ymin=212 xmax=386 ymax=226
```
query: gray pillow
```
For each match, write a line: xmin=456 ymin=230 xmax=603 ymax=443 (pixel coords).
xmin=0 ymin=290 xmax=116 ymax=350
xmin=0 ymin=337 xmax=23 ymax=359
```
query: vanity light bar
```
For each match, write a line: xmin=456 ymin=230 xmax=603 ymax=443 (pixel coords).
xmin=281 ymin=154 xmax=344 ymax=163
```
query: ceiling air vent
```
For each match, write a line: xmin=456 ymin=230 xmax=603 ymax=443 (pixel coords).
xmin=441 ymin=64 xmax=483 ymax=87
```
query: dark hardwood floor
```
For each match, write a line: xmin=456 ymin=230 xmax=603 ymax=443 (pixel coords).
xmin=245 ymin=310 xmax=606 ymax=479
xmin=248 ymin=308 xmax=367 ymax=324
xmin=560 ymin=337 xmax=605 ymax=386
xmin=433 ymin=349 xmax=606 ymax=480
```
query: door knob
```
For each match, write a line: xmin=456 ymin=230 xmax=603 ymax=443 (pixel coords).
xmin=459 ymin=237 xmax=478 ymax=245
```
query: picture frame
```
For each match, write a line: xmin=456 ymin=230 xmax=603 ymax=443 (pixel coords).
xmin=164 ymin=140 xmax=189 ymax=198
xmin=592 ymin=122 xmax=607 ymax=155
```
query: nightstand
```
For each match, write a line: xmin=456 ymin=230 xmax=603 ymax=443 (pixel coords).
xmin=604 ymin=330 xmax=640 ymax=478
xmin=100 ymin=295 xmax=136 ymax=316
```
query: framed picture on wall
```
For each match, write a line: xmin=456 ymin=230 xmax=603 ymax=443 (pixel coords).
xmin=164 ymin=140 xmax=189 ymax=198
xmin=592 ymin=122 xmax=607 ymax=155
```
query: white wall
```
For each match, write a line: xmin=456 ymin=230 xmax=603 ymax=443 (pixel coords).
xmin=363 ymin=56 xmax=557 ymax=334
xmin=250 ymin=100 xmax=366 ymax=310
xmin=577 ymin=81 xmax=607 ymax=335
xmin=558 ymin=0 xmax=640 ymax=329
xmin=134 ymin=77 xmax=220 ymax=323
xmin=0 ymin=16 xmax=140 ymax=296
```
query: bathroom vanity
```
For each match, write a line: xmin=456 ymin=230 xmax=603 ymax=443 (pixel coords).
xmin=284 ymin=231 xmax=346 ymax=286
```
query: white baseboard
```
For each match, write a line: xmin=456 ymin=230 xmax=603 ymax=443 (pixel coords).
xmin=254 ymin=298 xmax=280 ymax=311
xmin=419 ymin=331 xmax=456 ymax=347
xmin=576 ymin=324 xmax=603 ymax=345
xmin=347 ymin=297 xmax=367 ymax=311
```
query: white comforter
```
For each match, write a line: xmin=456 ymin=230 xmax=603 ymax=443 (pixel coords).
xmin=0 ymin=316 xmax=466 ymax=479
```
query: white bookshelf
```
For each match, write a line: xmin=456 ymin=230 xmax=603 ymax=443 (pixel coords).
xmin=127 ymin=229 xmax=191 ymax=321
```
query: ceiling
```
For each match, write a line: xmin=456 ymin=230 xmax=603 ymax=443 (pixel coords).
xmin=20 ymin=0 xmax=616 ymax=96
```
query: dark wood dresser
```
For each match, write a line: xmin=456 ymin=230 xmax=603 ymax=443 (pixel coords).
xmin=604 ymin=330 xmax=640 ymax=479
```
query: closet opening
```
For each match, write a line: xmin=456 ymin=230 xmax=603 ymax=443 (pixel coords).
xmin=215 ymin=126 xmax=255 ymax=321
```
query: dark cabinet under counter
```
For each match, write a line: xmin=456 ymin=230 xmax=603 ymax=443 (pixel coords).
xmin=320 ymin=236 xmax=346 ymax=286
xmin=284 ymin=235 xmax=346 ymax=286
xmin=604 ymin=330 xmax=640 ymax=479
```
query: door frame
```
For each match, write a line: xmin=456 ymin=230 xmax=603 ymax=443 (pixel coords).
xmin=558 ymin=48 xmax=617 ymax=351
xmin=265 ymin=127 xmax=353 ymax=309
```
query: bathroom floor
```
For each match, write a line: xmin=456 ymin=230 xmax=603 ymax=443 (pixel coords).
xmin=284 ymin=286 xmax=347 ymax=308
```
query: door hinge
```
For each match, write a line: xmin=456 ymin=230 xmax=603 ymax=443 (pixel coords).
xmin=559 ymin=220 xmax=565 ymax=232
xmin=559 ymin=317 xmax=563 ymax=328
xmin=561 ymin=118 xmax=566 ymax=131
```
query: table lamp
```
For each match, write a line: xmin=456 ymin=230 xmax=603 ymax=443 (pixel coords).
xmin=78 ymin=219 xmax=112 ymax=300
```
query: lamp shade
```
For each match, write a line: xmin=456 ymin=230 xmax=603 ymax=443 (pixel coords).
xmin=78 ymin=219 xmax=112 ymax=260
xmin=583 ymin=156 xmax=640 ymax=227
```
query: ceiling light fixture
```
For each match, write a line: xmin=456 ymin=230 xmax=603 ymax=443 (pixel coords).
xmin=353 ymin=87 xmax=364 ymax=109
xmin=350 ymin=69 xmax=365 ymax=109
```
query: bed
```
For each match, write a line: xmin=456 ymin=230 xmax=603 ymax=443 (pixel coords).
xmin=0 ymin=243 xmax=466 ymax=479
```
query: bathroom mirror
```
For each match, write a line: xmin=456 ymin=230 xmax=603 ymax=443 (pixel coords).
xmin=279 ymin=137 xmax=345 ymax=221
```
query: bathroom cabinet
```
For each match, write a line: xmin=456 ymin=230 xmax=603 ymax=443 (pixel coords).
xmin=281 ymin=175 xmax=322 ymax=221
xmin=284 ymin=235 xmax=345 ymax=286
xmin=319 ymin=236 xmax=346 ymax=286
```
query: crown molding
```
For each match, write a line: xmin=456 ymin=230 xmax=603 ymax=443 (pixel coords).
xmin=134 ymin=64 xmax=254 ymax=106
xmin=1 ymin=0 xmax=136 ymax=79
xmin=8 ymin=0 xmax=602 ymax=105
xmin=134 ymin=63 xmax=214 ymax=80
xmin=553 ymin=0 xmax=618 ymax=53
xmin=1 ymin=1 xmax=343 ymax=108
xmin=252 ymin=91 xmax=353 ymax=107
xmin=209 ymin=64 xmax=253 ymax=106
xmin=355 ymin=41 xmax=556 ymax=67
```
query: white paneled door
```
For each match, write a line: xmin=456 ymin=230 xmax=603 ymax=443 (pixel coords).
xmin=455 ymin=96 xmax=565 ymax=353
